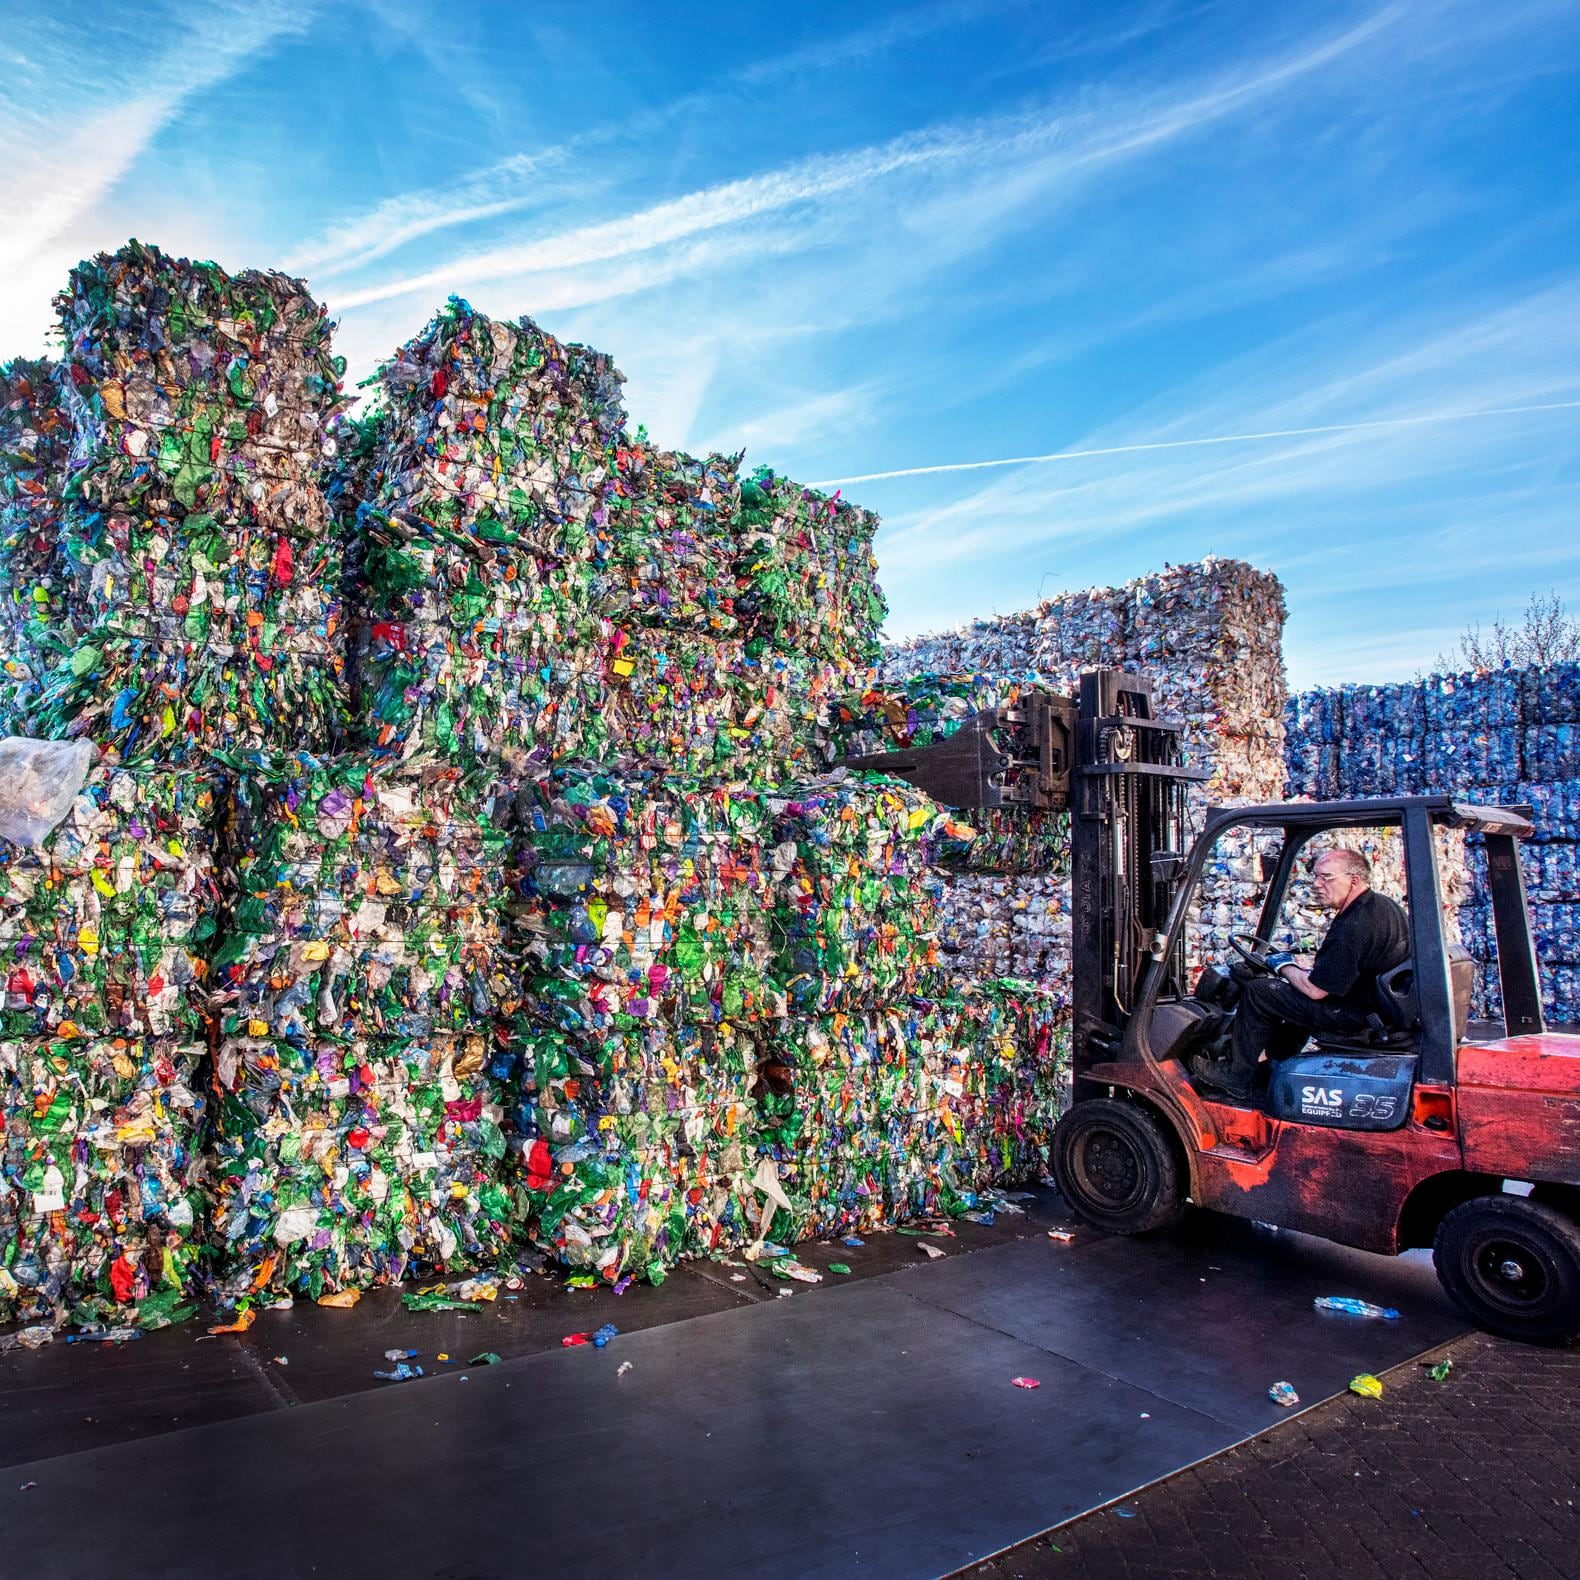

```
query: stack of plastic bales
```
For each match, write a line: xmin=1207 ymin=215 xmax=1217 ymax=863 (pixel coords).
xmin=26 ymin=242 xmax=349 ymax=761
xmin=205 ymin=753 xmax=515 ymax=1304
xmin=0 ymin=741 xmax=219 ymax=1333
xmin=0 ymin=360 xmax=74 ymax=729
xmin=505 ymin=764 xmax=1064 ymax=1280
xmin=878 ymin=560 xmax=1289 ymax=987
xmin=1514 ymin=666 xmax=1580 ymax=1021
xmin=883 ymin=560 xmax=1286 ymax=803
xmin=1284 ymin=663 xmax=1580 ymax=1023
xmin=757 ymin=779 xmax=1061 ymax=1240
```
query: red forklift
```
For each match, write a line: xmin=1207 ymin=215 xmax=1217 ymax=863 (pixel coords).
xmin=846 ymin=670 xmax=1580 ymax=1344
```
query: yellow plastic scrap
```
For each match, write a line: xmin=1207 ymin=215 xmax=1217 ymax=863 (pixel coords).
xmin=1349 ymin=1373 xmax=1384 ymax=1399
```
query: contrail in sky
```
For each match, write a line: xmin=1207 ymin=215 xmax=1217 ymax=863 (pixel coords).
xmin=811 ymin=399 xmax=1580 ymax=487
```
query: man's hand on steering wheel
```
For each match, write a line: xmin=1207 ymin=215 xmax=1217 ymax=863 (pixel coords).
xmin=1230 ymin=934 xmax=1296 ymax=976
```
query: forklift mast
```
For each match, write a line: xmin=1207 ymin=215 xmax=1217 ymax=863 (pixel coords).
xmin=1069 ymin=672 xmax=1208 ymax=1061
xmin=840 ymin=669 xmax=1207 ymax=1062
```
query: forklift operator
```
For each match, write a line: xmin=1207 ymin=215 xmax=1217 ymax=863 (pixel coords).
xmin=1193 ymin=849 xmax=1409 ymax=1103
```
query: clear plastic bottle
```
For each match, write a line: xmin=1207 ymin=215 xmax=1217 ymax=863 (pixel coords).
xmin=1313 ymin=1296 xmax=1399 ymax=1320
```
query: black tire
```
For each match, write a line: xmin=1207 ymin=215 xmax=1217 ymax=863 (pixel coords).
xmin=1433 ymin=1195 xmax=1580 ymax=1346
xmin=1533 ymin=1182 xmax=1580 ymax=1220
xmin=1051 ymin=1098 xmax=1184 ymax=1235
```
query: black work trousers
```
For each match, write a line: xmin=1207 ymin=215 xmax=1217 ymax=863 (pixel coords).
xmin=1227 ymin=975 xmax=1368 ymax=1086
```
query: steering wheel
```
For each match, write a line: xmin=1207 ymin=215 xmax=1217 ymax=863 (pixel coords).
xmin=1230 ymin=933 xmax=1276 ymax=974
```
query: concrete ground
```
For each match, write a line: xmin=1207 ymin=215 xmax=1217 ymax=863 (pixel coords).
xmin=4 ymin=1189 xmax=1573 ymax=1578
xmin=960 ymin=1330 xmax=1580 ymax=1580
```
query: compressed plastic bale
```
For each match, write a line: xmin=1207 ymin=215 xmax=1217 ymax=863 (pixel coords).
xmin=27 ymin=628 xmax=347 ymax=764
xmin=756 ymin=984 xmax=1067 ymax=1242
xmin=735 ymin=468 xmax=886 ymax=677
xmin=596 ymin=437 xmax=743 ymax=634
xmin=822 ymin=672 xmax=1039 ymax=758
xmin=29 ymin=241 xmax=349 ymax=762
xmin=1423 ymin=724 xmax=1522 ymax=791
xmin=52 ymin=241 xmax=344 ymax=544
xmin=0 ymin=755 xmax=221 ymax=1041
xmin=207 ymin=1028 xmax=510 ymax=1305
xmin=1513 ymin=780 xmax=1580 ymax=843
xmin=349 ymin=299 xmax=624 ymax=768
xmin=1523 ymin=660 xmax=1580 ymax=726
xmin=519 ymin=1019 xmax=764 ymax=1282
xmin=205 ymin=751 xmax=514 ymax=1305
xmin=1283 ymin=688 xmax=1343 ymax=799
xmin=1 ymin=1032 xmax=206 ymax=1331
xmin=214 ymin=752 xmax=512 ymax=1042
xmin=1526 ymin=724 xmax=1580 ymax=785
xmin=934 ymin=871 xmax=1072 ymax=987
xmin=766 ymin=778 xmax=958 ymax=1013
xmin=0 ymin=360 xmax=77 ymax=727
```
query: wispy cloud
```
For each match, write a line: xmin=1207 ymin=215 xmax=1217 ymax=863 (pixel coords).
xmin=285 ymin=148 xmax=574 ymax=277
xmin=735 ymin=0 xmax=1033 ymax=84
xmin=874 ymin=275 xmax=1580 ymax=681
xmin=323 ymin=5 xmax=1404 ymax=319
xmin=817 ymin=400 xmax=1580 ymax=486
xmin=288 ymin=0 xmax=1031 ymax=284
xmin=0 ymin=2 xmax=314 ymax=269
xmin=0 ymin=0 xmax=314 ymax=353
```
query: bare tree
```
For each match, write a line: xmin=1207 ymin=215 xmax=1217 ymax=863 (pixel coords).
xmin=1435 ymin=591 xmax=1580 ymax=672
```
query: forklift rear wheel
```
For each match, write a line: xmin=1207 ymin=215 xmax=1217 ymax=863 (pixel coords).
xmin=1051 ymin=1099 xmax=1183 ymax=1235
xmin=1433 ymin=1196 xmax=1580 ymax=1346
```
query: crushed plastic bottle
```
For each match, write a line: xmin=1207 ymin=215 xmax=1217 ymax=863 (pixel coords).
xmin=64 ymin=1327 xmax=141 ymax=1344
xmin=373 ymin=1361 xmax=424 ymax=1382
xmin=1313 ymin=1297 xmax=1400 ymax=1320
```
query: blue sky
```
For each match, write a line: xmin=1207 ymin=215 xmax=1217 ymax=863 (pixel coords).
xmin=2 ymin=0 xmax=1578 ymax=687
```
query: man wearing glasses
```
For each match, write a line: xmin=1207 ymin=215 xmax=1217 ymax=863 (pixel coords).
xmin=1192 ymin=848 xmax=1410 ymax=1104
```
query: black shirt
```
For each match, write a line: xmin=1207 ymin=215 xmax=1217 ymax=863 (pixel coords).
xmin=1309 ymin=888 xmax=1410 ymax=1013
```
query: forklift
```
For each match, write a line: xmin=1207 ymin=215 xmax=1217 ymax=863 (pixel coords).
xmin=844 ymin=670 xmax=1580 ymax=1344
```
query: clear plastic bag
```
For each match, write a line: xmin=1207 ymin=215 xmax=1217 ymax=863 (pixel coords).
xmin=0 ymin=736 xmax=98 ymax=848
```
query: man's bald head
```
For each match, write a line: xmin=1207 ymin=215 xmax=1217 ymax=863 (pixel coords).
xmin=1312 ymin=847 xmax=1371 ymax=910
xmin=1314 ymin=849 xmax=1370 ymax=882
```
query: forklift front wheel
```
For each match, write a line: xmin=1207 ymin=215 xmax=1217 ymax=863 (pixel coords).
xmin=1051 ymin=1099 xmax=1183 ymax=1235
xmin=1433 ymin=1196 xmax=1580 ymax=1346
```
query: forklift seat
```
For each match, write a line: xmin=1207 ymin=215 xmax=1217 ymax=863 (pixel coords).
xmin=1310 ymin=944 xmax=1474 ymax=1057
